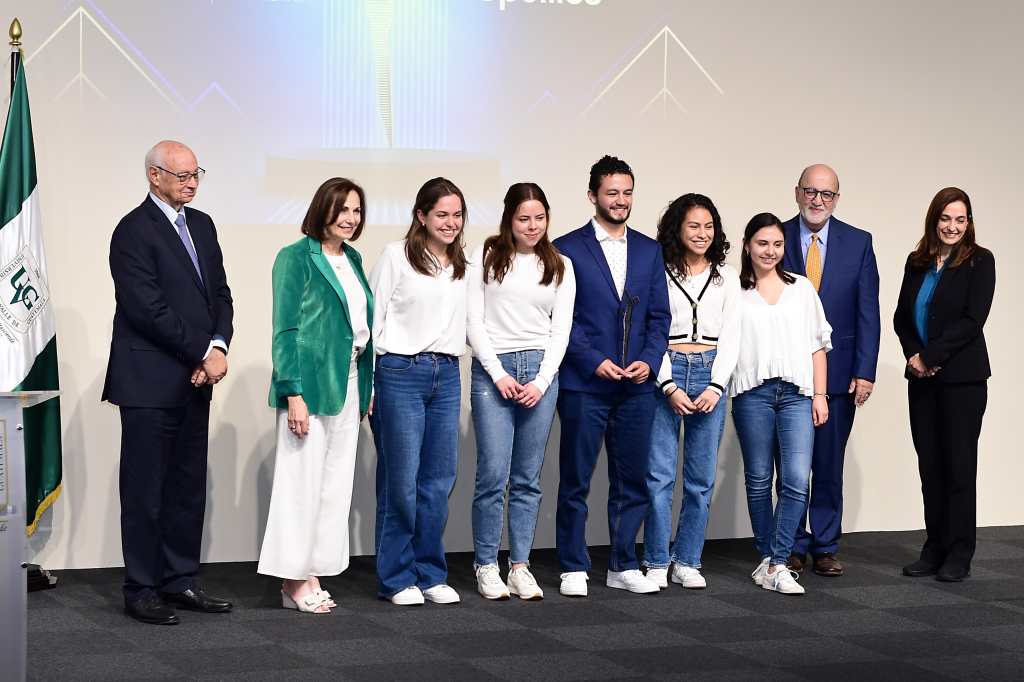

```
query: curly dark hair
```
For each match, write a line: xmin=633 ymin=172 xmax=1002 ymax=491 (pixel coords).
xmin=656 ymin=193 xmax=730 ymax=282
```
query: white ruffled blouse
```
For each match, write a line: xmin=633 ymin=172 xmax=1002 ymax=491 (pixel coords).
xmin=730 ymin=274 xmax=832 ymax=398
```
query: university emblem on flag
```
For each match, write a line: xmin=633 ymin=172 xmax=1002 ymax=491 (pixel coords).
xmin=0 ymin=245 xmax=50 ymax=335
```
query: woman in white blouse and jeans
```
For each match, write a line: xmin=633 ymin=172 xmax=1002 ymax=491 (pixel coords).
xmin=731 ymin=212 xmax=831 ymax=595
xmin=643 ymin=193 xmax=740 ymax=590
xmin=467 ymin=183 xmax=576 ymax=601
xmin=369 ymin=177 xmax=468 ymax=606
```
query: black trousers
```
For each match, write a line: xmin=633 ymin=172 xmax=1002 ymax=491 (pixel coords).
xmin=119 ymin=393 xmax=210 ymax=601
xmin=907 ymin=379 xmax=987 ymax=568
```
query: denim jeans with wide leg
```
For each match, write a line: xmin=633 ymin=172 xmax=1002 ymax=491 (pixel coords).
xmin=371 ymin=352 xmax=460 ymax=598
xmin=470 ymin=350 xmax=559 ymax=568
xmin=556 ymin=388 xmax=656 ymax=573
xmin=643 ymin=350 xmax=726 ymax=569
xmin=732 ymin=379 xmax=814 ymax=566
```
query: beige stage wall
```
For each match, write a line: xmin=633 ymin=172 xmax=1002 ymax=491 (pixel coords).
xmin=7 ymin=1 xmax=1020 ymax=569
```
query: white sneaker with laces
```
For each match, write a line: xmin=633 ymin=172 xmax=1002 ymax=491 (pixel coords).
xmin=761 ymin=565 xmax=805 ymax=595
xmin=670 ymin=564 xmax=707 ymax=589
xmin=390 ymin=586 xmax=425 ymax=606
xmin=475 ymin=564 xmax=510 ymax=600
xmin=645 ymin=567 xmax=669 ymax=589
xmin=606 ymin=569 xmax=660 ymax=594
xmin=559 ymin=571 xmax=589 ymax=597
xmin=750 ymin=557 xmax=770 ymax=586
xmin=422 ymin=583 xmax=461 ymax=604
xmin=507 ymin=566 xmax=544 ymax=600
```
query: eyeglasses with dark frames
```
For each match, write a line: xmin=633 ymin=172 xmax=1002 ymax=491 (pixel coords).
xmin=154 ymin=166 xmax=206 ymax=184
xmin=800 ymin=187 xmax=838 ymax=203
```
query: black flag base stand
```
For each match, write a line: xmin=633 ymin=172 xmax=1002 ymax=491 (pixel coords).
xmin=27 ymin=564 xmax=58 ymax=591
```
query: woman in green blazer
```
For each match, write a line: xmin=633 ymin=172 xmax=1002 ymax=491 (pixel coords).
xmin=257 ymin=178 xmax=374 ymax=613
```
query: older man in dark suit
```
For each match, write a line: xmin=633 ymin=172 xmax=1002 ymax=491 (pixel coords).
xmin=103 ymin=140 xmax=234 ymax=625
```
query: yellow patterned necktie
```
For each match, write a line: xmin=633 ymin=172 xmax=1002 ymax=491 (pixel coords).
xmin=806 ymin=234 xmax=822 ymax=291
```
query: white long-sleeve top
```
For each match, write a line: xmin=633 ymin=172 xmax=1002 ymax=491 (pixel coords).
xmin=368 ymin=240 xmax=467 ymax=356
xmin=730 ymin=274 xmax=833 ymax=398
xmin=466 ymin=245 xmax=576 ymax=395
xmin=657 ymin=263 xmax=742 ymax=396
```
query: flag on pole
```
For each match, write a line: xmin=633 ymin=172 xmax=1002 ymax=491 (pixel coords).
xmin=0 ymin=60 xmax=62 ymax=536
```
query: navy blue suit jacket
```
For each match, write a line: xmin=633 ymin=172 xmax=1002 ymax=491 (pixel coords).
xmin=102 ymin=197 xmax=234 ymax=408
xmin=553 ymin=223 xmax=670 ymax=394
xmin=783 ymin=216 xmax=880 ymax=394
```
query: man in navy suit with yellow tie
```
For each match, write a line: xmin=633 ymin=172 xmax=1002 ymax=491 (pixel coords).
xmin=103 ymin=140 xmax=234 ymax=624
xmin=782 ymin=164 xmax=880 ymax=577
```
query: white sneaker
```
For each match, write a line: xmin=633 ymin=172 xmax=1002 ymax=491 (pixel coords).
xmin=475 ymin=564 xmax=510 ymax=600
xmin=645 ymin=567 xmax=669 ymax=589
xmin=390 ymin=586 xmax=425 ymax=606
xmin=750 ymin=557 xmax=770 ymax=586
xmin=670 ymin=564 xmax=707 ymax=589
xmin=761 ymin=565 xmax=805 ymax=595
xmin=507 ymin=566 xmax=544 ymax=601
xmin=606 ymin=569 xmax=660 ymax=594
xmin=559 ymin=571 xmax=589 ymax=597
xmin=422 ymin=583 xmax=461 ymax=604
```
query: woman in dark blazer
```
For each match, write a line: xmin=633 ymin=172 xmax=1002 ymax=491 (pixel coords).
xmin=257 ymin=177 xmax=374 ymax=612
xmin=894 ymin=186 xmax=995 ymax=582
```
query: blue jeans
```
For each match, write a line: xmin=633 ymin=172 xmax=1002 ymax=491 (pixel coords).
xmin=732 ymin=379 xmax=814 ymax=566
xmin=371 ymin=353 xmax=460 ymax=598
xmin=643 ymin=350 xmax=726 ymax=569
xmin=470 ymin=351 xmax=558 ymax=567
xmin=556 ymin=388 xmax=656 ymax=573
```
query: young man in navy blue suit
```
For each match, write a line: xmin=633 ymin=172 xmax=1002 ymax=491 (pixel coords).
xmin=782 ymin=164 xmax=880 ymax=577
xmin=103 ymin=141 xmax=234 ymax=625
xmin=552 ymin=156 xmax=671 ymax=596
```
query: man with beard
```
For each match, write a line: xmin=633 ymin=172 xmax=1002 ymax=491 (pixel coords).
xmin=781 ymin=163 xmax=880 ymax=577
xmin=552 ymin=156 xmax=670 ymax=596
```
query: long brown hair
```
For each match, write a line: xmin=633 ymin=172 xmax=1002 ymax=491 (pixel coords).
xmin=739 ymin=212 xmax=796 ymax=290
xmin=483 ymin=183 xmax=565 ymax=287
xmin=405 ymin=177 xmax=468 ymax=280
xmin=910 ymin=187 xmax=977 ymax=269
xmin=301 ymin=177 xmax=366 ymax=242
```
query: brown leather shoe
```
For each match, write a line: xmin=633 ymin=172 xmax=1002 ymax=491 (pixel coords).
xmin=813 ymin=553 xmax=844 ymax=577
xmin=786 ymin=553 xmax=805 ymax=573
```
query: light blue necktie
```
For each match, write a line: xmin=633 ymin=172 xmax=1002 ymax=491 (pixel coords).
xmin=174 ymin=212 xmax=203 ymax=283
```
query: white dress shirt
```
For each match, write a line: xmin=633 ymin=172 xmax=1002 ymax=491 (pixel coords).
xmin=592 ymin=218 xmax=627 ymax=299
xmin=466 ymin=245 xmax=576 ymax=395
xmin=325 ymin=252 xmax=370 ymax=351
xmin=369 ymin=240 xmax=467 ymax=356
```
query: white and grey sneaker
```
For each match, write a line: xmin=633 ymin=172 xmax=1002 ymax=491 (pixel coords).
xmin=507 ymin=566 xmax=544 ymax=600
xmin=422 ymin=583 xmax=461 ymax=604
xmin=390 ymin=586 xmax=425 ymax=606
xmin=475 ymin=564 xmax=510 ymax=600
xmin=761 ymin=566 xmax=805 ymax=595
xmin=670 ymin=564 xmax=707 ymax=589
xmin=645 ymin=567 xmax=669 ymax=589
xmin=606 ymin=569 xmax=660 ymax=594
xmin=559 ymin=571 xmax=589 ymax=597
xmin=750 ymin=557 xmax=770 ymax=586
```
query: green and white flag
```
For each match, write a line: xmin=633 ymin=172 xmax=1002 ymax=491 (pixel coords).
xmin=0 ymin=60 xmax=62 ymax=536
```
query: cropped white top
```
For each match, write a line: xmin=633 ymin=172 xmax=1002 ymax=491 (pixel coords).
xmin=729 ymin=274 xmax=833 ymax=398
xmin=657 ymin=263 xmax=742 ymax=396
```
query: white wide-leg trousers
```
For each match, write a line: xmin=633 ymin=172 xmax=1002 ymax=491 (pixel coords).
xmin=258 ymin=359 xmax=360 ymax=580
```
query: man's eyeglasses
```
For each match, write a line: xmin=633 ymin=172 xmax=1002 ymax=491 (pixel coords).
xmin=154 ymin=166 xmax=206 ymax=184
xmin=800 ymin=187 xmax=838 ymax=203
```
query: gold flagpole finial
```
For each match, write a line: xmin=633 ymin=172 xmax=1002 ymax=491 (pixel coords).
xmin=9 ymin=18 xmax=22 ymax=48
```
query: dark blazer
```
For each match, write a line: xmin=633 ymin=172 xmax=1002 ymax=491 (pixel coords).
xmin=552 ymin=223 xmax=670 ymax=394
xmin=102 ymin=196 xmax=234 ymax=408
xmin=268 ymin=236 xmax=374 ymax=416
xmin=893 ymin=247 xmax=995 ymax=383
xmin=783 ymin=216 xmax=881 ymax=394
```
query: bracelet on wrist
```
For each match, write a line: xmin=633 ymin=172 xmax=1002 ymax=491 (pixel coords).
xmin=813 ymin=392 xmax=828 ymax=400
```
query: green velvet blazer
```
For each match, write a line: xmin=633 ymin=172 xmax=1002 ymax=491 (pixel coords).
xmin=268 ymin=236 xmax=374 ymax=416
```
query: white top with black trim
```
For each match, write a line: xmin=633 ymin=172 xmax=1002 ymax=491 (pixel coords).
xmin=657 ymin=263 xmax=742 ymax=396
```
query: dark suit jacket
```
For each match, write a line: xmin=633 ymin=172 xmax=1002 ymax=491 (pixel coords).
xmin=102 ymin=196 xmax=234 ymax=408
xmin=552 ymin=223 xmax=670 ymax=394
xmin=783 ymin=216 xmax=881 ymax=394
xmin=893 ymin=247 xmax=995 ymax=383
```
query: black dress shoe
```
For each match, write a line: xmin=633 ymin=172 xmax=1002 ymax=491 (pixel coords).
xmin=935 ymin=563 xmax=970 ymax=582
xmin=161 ymin=588 xmax=233 ymax=613
xmin=125 ymin=595 xmax=179 ymax=625
xmin=902 ymin=558 xmax=941 ymax=577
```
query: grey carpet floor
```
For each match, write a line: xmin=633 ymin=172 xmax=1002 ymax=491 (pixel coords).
xmin=27 ymin=526 xmax=1024 ymax=681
